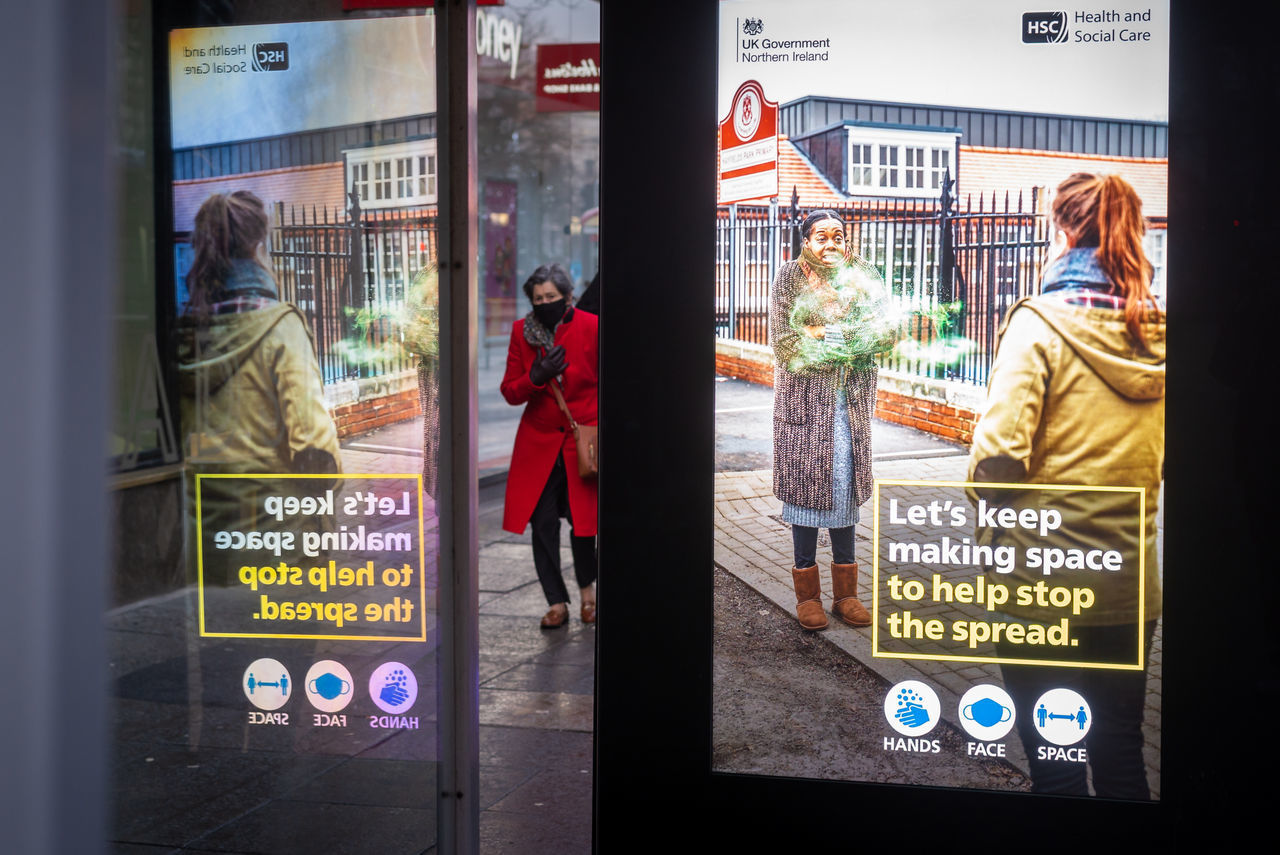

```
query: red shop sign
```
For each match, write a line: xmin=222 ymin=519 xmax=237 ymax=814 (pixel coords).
xmin=535 ymin=43 xmax=600 ymax=112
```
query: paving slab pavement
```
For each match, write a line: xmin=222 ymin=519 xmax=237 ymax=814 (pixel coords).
xmin=344 ymin=437 xmax=597 ymax=853
xmin=712 ymin=453 xmax=1163 ymax=799
xmin=106 ymin=420 xmax=594 ymax=854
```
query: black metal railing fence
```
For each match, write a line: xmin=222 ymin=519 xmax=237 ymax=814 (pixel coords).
xmin=716 ymin=180 xmax=1049 ymax=387
xmin=268 ymin=196 xmax=438 ymax=384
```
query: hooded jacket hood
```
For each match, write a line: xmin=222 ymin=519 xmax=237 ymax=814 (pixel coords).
xmin=177 ymin=258 xmax=302 ymax=397
xmin=177 ymin=301 xmax=303 ymax=398
xmin=1003 ymin=248 xmax=1165 ymax=402
xmin=1013 ymin=298 xmax=1165 ymax=402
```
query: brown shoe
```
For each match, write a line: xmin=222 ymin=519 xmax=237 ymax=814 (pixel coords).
xmin=830 ymin=562 xmax=871 ymax=627
xmin=791 ymin=565 xmax=828 ymax=631
xmin=580 ymin=602 xmax=597 ymax=624
xmin=540 ymin=605 xmax=568 ymax=629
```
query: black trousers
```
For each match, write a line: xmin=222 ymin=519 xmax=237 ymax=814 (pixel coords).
xmin=531 ymin=455 xmax=598 ymax=606
xmin=791 ymin=525 xmax=856 ymax=567
xmin=997 ymin=620 xmax=1157 ymax=799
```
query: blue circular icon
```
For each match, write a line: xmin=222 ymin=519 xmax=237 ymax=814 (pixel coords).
xmin=958 ymin=685 xmax=1016 ymax=741
xmin=884 ymin=680 xmax=940 ymax=735
xmin=369 ymin=661 xmax=418 ymax=714
xmin=244 ymin=658 xmax=291 ymax=711
xmin=304 ymin=660 xmax=354 ymax=713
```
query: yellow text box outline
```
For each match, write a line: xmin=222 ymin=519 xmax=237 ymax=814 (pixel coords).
xmin=872 ymin=479 xmax=1147 ymax=671
xmin=196 ymin=473 xmax=428 ymax=642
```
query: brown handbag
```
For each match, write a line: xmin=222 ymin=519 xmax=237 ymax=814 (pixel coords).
xmin=548 ymin=379 xmax=598 ymax=479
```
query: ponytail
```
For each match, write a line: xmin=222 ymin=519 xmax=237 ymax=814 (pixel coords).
xmin=1051 ymin=173 xmax=1158 ymax=350
xmin=1095 ymin=176 xmax=1156 ymax=347
xmin=186 ymin=190 xmax=273 ymax=316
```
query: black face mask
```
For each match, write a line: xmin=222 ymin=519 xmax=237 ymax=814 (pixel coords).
xmin=532 ymin=298 xmax=567 ymax=330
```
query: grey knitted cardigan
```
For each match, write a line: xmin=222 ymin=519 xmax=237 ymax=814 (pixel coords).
xmin=769 ymin=259 xmax=879 ymax=512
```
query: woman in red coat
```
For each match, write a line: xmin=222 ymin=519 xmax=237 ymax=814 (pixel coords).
xmin=501 ymin=263 xmax=599 ymax=628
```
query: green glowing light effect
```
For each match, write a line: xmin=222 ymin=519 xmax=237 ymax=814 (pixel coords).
xmin=786 ymin=269 xmax=976 ymax=373
xmin=889 ymin=301 xmax=977 ymax=367
xmin=333 ymin=267 xmax=439 ymax=369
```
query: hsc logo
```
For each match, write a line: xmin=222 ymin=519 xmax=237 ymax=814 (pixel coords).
xmin=252 ymin=42 xmax=289 ymax=72
xmin=1022 ymin=12 xmax=1068 ymax=43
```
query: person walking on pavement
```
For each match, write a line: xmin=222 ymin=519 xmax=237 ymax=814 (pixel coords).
xmin=770 ymin=210 xmax=898 ymax=631
xmin=968 ymin=173 xmax=1164 ymax=798
xmin=500 ymin=263 xmax=599 ymax=629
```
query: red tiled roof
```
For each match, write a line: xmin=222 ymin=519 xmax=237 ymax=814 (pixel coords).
xmin=722 ymin=137 xmax=1168 ymax=221
xmin=728 ymin=136 xmax=847 ymax=207
xmin=958 ymin=146 xmax=1167 ymax=219
xmin=172 ymin=162 xmax=348 ymax=233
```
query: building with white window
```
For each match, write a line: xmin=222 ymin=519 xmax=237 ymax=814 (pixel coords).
xmin=729 ymin=95 xmax=1168 ymax=299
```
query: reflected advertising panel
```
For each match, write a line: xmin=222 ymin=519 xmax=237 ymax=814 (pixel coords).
xmin=166 ymin=14 xmax=440 ymax=763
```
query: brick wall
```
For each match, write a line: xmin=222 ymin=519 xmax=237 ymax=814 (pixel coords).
xmin=958 ymin=145 xmax=1167 ymax=218
xmin=715 ymin=339 xmax=775 ymax=387
xmin=874 ymin=371 xmax=984 ymax=446
xmin=331 ymin=387 xmax=419 ymax=439
xmin=323 ymin=367 xmax=421 ymax=440
xmin=874 ymin=388 xmax=977 ymax=445
xmin=173 ymin=162 xmax=347 ymax=232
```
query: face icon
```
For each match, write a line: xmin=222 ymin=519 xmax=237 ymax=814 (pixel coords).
xmin=804 ymin=218 xmax=845 ymax=266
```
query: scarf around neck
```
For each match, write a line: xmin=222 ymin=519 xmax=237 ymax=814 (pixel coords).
xmin=1041 ymin=247 xmax=1112 ymax=294
xmin=799 ymin=244 xmax=847 ymax=283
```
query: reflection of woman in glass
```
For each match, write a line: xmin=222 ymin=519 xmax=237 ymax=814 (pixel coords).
xmin=500 ymin=264 xmax=598 ymax=629
xmin=969 ymin=173 xmax=1164 ymax=798
xmin=771 ymin=210 xmax=897 ymax=631
xmin=178 ymin=191 xmax=340 ymax=539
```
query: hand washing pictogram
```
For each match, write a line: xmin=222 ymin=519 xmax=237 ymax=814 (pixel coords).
xmin=884 ymin=680 xmax=940 ymax=736
xmin=369 ymin=661 xmax=418 ymax=714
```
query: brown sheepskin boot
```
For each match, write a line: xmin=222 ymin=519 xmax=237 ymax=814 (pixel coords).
xmin=791 ymin=565 xmax=829 ymax=631
xmin=830 ymin=562 xmax=871 ymax=627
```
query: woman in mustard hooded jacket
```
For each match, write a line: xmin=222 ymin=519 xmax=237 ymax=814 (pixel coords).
xmin=178 ymin=191 xmax=341 ymax=566
xmin=968 ymin=173 xmax=1164 ymax=799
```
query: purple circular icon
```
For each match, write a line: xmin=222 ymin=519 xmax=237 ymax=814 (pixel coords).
xmin=369 ymin=661 xmax=418 ymax=713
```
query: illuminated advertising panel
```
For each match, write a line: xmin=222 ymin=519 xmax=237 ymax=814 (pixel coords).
xmin=714 ymin=0 xmax=1167 ymax=800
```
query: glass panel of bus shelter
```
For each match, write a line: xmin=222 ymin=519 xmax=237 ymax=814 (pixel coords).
xmin=713 ymin=0 xmax=1167 ymax=802
xmin=475 ymin=0 xmax=598 ymax=477
xmin=108 ymin=6 xmax=445 ymax=851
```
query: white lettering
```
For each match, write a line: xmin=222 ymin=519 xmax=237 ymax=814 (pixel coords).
xmin=476 ymin=9 xmax=523 ymax=79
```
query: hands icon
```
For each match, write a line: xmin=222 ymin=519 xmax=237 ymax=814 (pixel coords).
xmin=369 ymin=662 xmax=418 ymax=714
xmin=380 ymin=681 xmax=410 ymax=707
xmin=894 ymin=701 xmax=931 ymax=729
xmin=886 ymin=681 xmax=940 ymax=736
xmin=378 ymin=668 xmax=411 ymax=708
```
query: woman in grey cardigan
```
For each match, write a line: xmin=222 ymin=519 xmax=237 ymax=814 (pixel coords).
xmin=771 ymin=210 xmax=898 ymax=631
